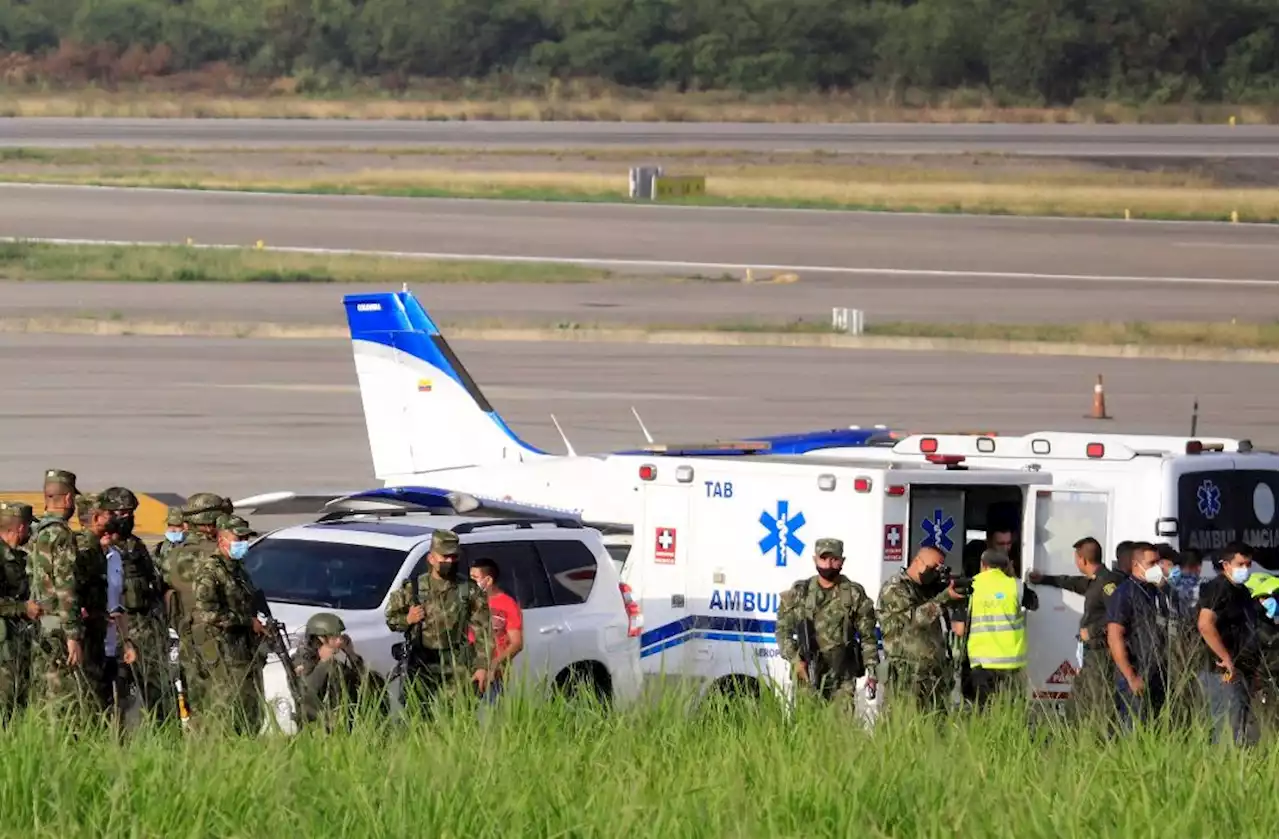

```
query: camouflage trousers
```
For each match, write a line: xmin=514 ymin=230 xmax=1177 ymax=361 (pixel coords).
xmin=114 ymin=616 xmax=179 ymax=729
xmin=1067 ymin=646 xmax=1117 ymax=729
xmin=27 ymin=628 xmax=107 ymax=723
xmin=187 ymin=635 xmax=264 ymax=735
xmin=399 ymin=662 xmax=480 ymax=718
xmin=0 ymin=641 xmax=31 ymax=724
xmin=885 ymin=659 xmax=953 ymax=715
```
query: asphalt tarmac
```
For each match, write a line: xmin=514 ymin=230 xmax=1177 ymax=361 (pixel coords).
xmin=2 ymin=118 xmax=1276 ymax=157
xmin=3 ymin=333 xmax=1273 ymax=500
xmin=4 ymin=186 xmax=1275 ymax=315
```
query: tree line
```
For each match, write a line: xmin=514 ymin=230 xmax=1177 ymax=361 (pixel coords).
xmin=2 ymin=0 xmax=1277 ymax=104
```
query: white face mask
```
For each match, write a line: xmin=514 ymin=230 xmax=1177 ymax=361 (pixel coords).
xmin=1143 ymin=565 xmax=1165 ymax=586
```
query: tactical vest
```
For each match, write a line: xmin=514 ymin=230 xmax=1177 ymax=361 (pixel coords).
xmin=966 ymin=569 xmax=1027 ymax=671
xmin=403 ymin=574 xmax=476 ymax=672
xmin=165 ymin=533 xmax=216 ymax=635
xmin=797 ymin=577 xmax=867 ymax=679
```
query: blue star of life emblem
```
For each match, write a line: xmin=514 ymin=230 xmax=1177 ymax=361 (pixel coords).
xmin=1196 ymin=480 xmax=1221 ymax=519
xmin=759 ymin=500 xmax=806 ymax=567
xmin=920 ymin=508 xmax=956 ymax=553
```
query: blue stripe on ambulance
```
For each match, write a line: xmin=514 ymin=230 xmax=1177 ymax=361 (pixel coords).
xmin=639 ymin=615 xmax=778 ymax=658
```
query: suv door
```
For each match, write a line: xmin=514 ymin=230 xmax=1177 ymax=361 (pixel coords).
xmin=533 ymin=537 xmax=603 ymax=681
xmin=458 ymin=539 xmax=556 ymax=688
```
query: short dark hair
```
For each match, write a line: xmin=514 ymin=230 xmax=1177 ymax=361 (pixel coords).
xmin=472 ymin=557 xmax=500 ymax=584
xmin=1155 ymin=543 xmax=1179 ymax=564
xmin=1178 ymin=549 xmax=1203 ymax=569
xmin=1220 ymin=542 xmax=1254 ymax=565
xmin=1073 ymin=537 xmax=1102 ymax=566
xmin=1115 ymin=540 xmax=1135 ymax=565
xmin=1129 ymin=541 xmax=1156 ymax=555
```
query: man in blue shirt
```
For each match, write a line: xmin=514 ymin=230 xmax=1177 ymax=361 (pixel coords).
xmin=1106 ymin=542 xmax=1177 ymax=730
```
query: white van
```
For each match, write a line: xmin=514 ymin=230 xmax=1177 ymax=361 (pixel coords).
xmin=620 ymin=453 xmax=1100 ymax=707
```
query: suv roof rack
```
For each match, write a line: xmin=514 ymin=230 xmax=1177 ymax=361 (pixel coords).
xmin=453 ymin=517 xmax=581 ymax=533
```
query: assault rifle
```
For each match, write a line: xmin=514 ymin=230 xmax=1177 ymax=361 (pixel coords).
xmin=252 ymin=590 xmax=306 ymax=730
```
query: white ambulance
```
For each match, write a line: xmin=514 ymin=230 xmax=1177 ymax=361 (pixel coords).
xmin=620 ymin=451 xmax=1098 ymax=708
xmin=809 ymin=432 xmax=1279 ymax=574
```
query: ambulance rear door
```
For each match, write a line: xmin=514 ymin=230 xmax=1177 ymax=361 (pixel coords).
xmin=1022 ymin=485 xmax=1114 ymax=702
xmin=627 ymin=476 xmax=694 ymax=683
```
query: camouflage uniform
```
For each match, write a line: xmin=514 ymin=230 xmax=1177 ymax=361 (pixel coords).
xmin=0 ymin=502 xmax=38 ymax=721
xmin=26 ymin=470 xmax=106 ymax=719
xmin=160 ymin=492 xmax=225 ymax=713
xmin=385 ymin=530 xmax=492 ymax=710
xmin=98 ymin=487 xmax=175 ymax=726
xmin=190 ymin=514 xmax=265 ymax=733
xmin=153 ymin=506 xmax=186 ymax=571
xmin=878 ymin=570 xmax=956 ymax=714
xmin=293 ymin=612 xmax=384 ymax=730
xmin=776 ymin=537 xmax=879 ymax=709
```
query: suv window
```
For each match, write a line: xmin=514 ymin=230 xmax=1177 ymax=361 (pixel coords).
xmin=536 ymin=540 xmax=599 ymax=606
xmin=244 ymin=538 xmax=411 ymax=610
xmin=458 ymin=541 xmax=556 ymax=609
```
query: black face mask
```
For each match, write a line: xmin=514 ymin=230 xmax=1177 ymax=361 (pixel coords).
xmin=435 ymin=560 xmax=457 ymax=580
xmin=103 ymin=516 xmax=124 ymax=536
xmin=919 ymin=567 xmax=941 ymax=586
xmin=113 ymin=515 xmax=135 ymax=537
xmin=817 ymin=566 xmax=841 ymax=582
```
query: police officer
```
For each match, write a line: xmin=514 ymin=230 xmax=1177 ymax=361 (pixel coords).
xmin=956 ymin=549 xmax=1037 ymax=710
xmin=776 ymin=537 xmax=879 ymax=710
xmin=293 ymin=612 xmax=384 ymax=730
xmin=877 ymin=546 xmax=966 ymax=715
xmin=1106 ymin=542 xmax=1176 ymax=730
xmin=1029 ymin=536 xmax=1123 ymax=725
xmin=190 ymin=514 xmax=268 ymax=734
xmin=0 ymin=502 xmax=41 ymax=723
xmin=27 ymin=469 xmax=106 ymax=721
xmin=98 ymin=487 xmax=173 ymax=728
xmin=385 ymin=529 xmax=493 ymax=714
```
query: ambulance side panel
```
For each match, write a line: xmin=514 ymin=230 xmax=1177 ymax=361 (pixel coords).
xmin=1162 ymin=453 xmax=1279 ymax=572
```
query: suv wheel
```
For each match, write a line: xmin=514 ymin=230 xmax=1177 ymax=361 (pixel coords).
xmin=553 ymin=662 xmax=612 ymax=707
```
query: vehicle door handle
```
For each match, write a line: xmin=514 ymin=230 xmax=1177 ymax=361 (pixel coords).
xmin=539 ymin=626 xmax=564 ymax=634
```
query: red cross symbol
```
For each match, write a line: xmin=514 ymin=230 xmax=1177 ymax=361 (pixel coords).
xmin=655 ymin=527 xmax=677 ymax=563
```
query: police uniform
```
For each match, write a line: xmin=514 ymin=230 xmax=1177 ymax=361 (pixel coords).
xmin=776 ymin=537 xmax=879 ymax=710
xmin=1033 ymin=564 xmax=1124 ymax=724
xmin=1106 ymin=575 xmax=1175 ymax=728
xmin=0 ymin=501 xmax=37 ymax=721
xmin=384 ymin=529 xmax=493 ymax=711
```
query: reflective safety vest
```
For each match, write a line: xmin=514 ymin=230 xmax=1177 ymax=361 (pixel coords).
xmin=966 ymin=569 xmax=1027 ymax=671
xmin=1245 ymin=572 xmax=1279 ymax=598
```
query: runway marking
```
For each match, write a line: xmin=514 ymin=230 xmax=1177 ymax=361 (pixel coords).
xmin=201 ymin=382 xmax=731 ymax=401
xmin=3 ymin=235 xmax=1274 ymax=289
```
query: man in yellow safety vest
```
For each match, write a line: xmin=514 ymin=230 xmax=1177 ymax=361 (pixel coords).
xmin=956 ymin=548 xmax=1038 ymax=710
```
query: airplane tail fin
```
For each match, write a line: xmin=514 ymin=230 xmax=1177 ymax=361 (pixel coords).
xmin=343 ymin=290 xmax=547 ymax=478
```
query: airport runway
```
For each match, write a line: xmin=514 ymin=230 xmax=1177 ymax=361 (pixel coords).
xmin=2 ymin=118 xmax=1277 ymax=157
xmin=2 ymin=333 xmax=1274 ymax=500
xmin=3 ymin=186 xmax=1276 ymax=307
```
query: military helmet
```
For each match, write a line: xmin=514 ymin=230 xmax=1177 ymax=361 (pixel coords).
xmin=98 ymin=486 xmax=140 ymax=512
xmin=306 ymin=612 xmax=346 ymax=637
xmin=183 ymin=491 xmax=227 ymax=526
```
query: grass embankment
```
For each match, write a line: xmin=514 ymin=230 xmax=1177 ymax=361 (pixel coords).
xmin=0 ymin=694 xmax=1273 ymax=838
xmin=1 ymin=146 xmax=1273 ymax=222
xmin=4 ymin=82 xmax=1275 ymax=124
xmin=0 ymin=240 xmax=612 ymax=285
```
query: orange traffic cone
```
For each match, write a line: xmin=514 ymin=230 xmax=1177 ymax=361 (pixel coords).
xmin=1085 ymin=374 xmax=1112 ymax=420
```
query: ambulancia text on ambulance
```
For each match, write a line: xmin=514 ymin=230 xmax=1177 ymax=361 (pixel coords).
xmin=620 ymin=449 xmax=1099 ymax=709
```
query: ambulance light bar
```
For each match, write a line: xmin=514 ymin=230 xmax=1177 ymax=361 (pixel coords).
xmin=925 ymin=454 xmax=966 ymax=466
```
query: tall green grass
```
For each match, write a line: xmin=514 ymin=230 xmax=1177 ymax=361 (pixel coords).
xmin=1 ymin=687 xmax=1274 ymax=839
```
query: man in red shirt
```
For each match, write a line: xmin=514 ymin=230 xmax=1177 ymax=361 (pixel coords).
xmin=469 ymin=558 xmax=524 ymax=702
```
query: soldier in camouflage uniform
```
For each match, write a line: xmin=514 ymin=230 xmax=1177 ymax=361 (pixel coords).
xmin=385 ymin=529 xmax=493 ymax=714
xmin=98 ymin=487 xmax=174 ymax=728
xmin=0 ymin=502 xmax=41 ymax=723
xmin=776 ymin=537 xmax=880 ymax=711
xmin=877 ymin=546 xmax=966 ymax=715
xmin=292 ymin=612 xmax=385 ymax=730
xmin=26 ymin=469 xmax=107 ymax=722
xmin=153 ymin=506 xmax=186 ymax=569
xmin=190 ymin=514 xmax=268 ymax=734
xmin=160 ymin=492 xmax=226 ymax=712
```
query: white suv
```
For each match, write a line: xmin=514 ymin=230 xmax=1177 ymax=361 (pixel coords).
xmin=243 ymin=509 xmax=644 ymax=730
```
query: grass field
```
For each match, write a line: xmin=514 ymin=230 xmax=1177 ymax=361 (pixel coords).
xmin=1 ymin=156 xmax=1272 ymax=222
xmin=1 ymin=692 xmax=1274 ymax=839
xmin=4 ymin=81 xmax=1275 ymax=124
xmin=0 ymin=240 xmax=614 ymax=284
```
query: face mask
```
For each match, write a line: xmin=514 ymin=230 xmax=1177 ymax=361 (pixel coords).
xmin=436 ymin=560 xmax=457 ymax=579
xmin=1143 ymin=565 xmax=1165 ymax=585
xmin=817 ymin=566 xmax=841 ymax=582
xmin=1230 ymin=566 xmax=1251 ymax=585
xmin=1169 ymin=567 xmax=1182 ymax=582
xmin=228 ymin=540 xmax=249 ymax=561
xmin=919 ymin=567 xmax=941 ymax=586
xmin=165 ymin=530 xmax=185 ymax=544
xmin=114 ymin=516 xmax=135 ymax=537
